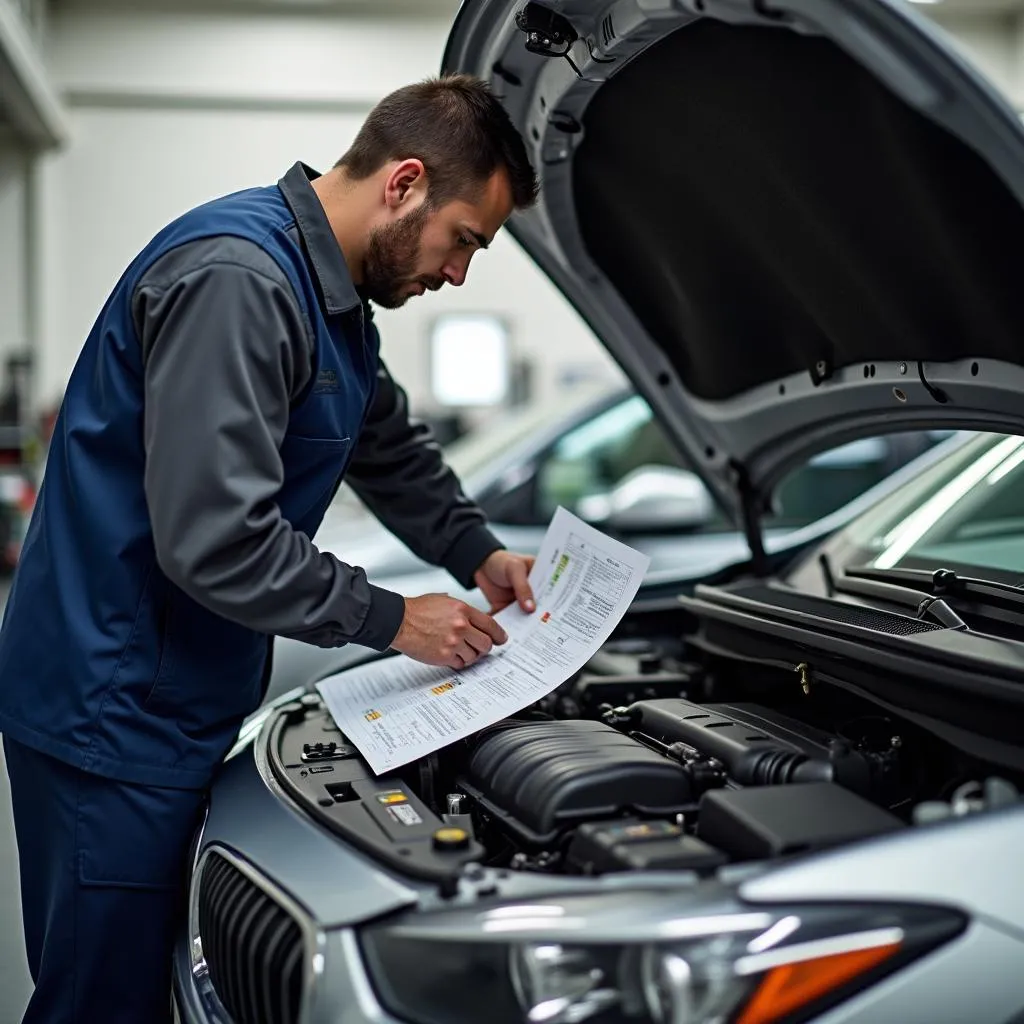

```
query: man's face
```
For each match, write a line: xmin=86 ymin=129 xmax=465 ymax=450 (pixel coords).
xmin=363 ymin=169 xmax=514 ymax=309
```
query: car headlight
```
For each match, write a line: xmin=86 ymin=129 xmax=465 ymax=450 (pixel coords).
xmin=359 ymin=890 xmax=962 ymax=1024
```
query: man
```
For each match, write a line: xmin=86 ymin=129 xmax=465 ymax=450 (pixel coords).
xmin=0 ymin=75 xmax=540 ymax=1022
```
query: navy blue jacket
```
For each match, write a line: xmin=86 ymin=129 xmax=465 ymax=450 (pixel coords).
xmin=0 ymin=164 xmax=501 ymax=789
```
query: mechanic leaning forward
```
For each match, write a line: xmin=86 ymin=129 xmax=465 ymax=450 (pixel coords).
xmin=0 ymin=74 xmax=540 ymax=1023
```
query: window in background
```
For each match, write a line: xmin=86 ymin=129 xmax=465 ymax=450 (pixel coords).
xmin=534 ymin=395 xmax=723 ymax=532
xmin=430 ymin=314 xmax=510 ymax=408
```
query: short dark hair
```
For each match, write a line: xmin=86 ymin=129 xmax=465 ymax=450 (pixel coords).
xmin=336 ymin=74 xmax=539 ymax=210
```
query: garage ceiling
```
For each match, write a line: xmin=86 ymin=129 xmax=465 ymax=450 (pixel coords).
xmin=51 ymin=0 xmax=1024 ymax=20
xmin=48 ymin=0 xmax=1024 ymax=16
xmin=926 ymin=0 xmax=1024 ymax=11
xmin=0 ymin=0 xmax=67 ymax=149
xmin=54 ymin=0 xmax=462 ymax=15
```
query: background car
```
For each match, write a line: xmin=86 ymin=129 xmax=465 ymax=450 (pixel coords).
xmin=326 ymin=386 xmax=948 ymax=586
xmin=267 ymin=386 xmax=948 ymax=700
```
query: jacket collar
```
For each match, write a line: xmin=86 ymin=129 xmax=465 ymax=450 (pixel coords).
xmin=278 ymin=161 xmax=362 ymax=315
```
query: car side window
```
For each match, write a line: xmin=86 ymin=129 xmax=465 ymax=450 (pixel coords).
xmin=534 ymin=396 xmax=728 ymax=532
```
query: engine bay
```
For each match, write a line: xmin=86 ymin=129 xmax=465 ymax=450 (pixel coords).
xmin=266 ymin=627 xmax=1023 ymax=888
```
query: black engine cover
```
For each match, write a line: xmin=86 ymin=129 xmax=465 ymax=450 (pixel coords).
xmin=459 ymin=720 xmax=693 ymax=846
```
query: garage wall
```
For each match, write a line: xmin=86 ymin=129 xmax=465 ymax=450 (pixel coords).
xmin=34 ymin=5 xmax=1024 ymax=412
xmin=0 ymin=137 xmax=28 ymax=362
xmin=36 ymin=6 xmax=623 ymax=413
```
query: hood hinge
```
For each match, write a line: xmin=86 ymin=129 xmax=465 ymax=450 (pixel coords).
xmin=516 ymin=3 xmax=577 ymax=57
xmin=729 ymin=460 xmax=768 ymax=577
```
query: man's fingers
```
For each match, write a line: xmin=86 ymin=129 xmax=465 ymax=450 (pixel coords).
xmin=453 ymin=642 xmax=479 ymax=668
xmin=508 ymin=559 xmax=535 ymax=612
xmin=464 ymin=625 xmax=495 ymax=657
xmin=467 ymin=605 xmax=508 ymax=644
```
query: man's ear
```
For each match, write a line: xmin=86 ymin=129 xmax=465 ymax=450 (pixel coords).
xmin=383 ymin=159 xmax=427 ymax=211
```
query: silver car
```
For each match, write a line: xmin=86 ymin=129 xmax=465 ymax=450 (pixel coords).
xmin=175 ymin=1 xmax=1024 ymax=1022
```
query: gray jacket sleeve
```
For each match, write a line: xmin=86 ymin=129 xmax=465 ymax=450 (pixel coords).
xmin=345 ymin=343 xmax=504 ymax=590
xmin=134 ymin=236 xmax=405 ymax=651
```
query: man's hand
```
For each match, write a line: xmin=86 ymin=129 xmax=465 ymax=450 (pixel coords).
xmin=392 ymin=594 xmax=508 ymax=669
xmin=474 ymin=550 xmax=536 ymax=615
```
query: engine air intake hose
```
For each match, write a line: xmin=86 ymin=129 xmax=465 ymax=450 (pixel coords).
xmin=624 ymin=698 xmax=873 ymax=795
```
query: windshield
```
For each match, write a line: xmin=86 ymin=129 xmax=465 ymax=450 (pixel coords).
xmin=794 ymin=432 xmax=1024 ymax=584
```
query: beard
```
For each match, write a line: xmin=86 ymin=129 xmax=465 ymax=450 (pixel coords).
xmin=362 ymin=203 xmax=443 ymax=309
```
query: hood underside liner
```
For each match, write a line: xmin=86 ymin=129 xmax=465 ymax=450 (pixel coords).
xmin=577 ymin=19 xmax=1024 ymax=404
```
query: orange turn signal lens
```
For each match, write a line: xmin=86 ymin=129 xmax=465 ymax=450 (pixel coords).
xmin=737 ymin=941 xmax=902 ymax=1024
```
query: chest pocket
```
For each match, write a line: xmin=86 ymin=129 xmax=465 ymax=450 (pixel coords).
xmin=278 ymin=434 xmax=352 ymax=531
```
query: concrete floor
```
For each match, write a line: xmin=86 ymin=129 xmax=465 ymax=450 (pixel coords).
xmin=0 ymin=581 xmax=32 ymax=1023
xmin=1 ymin=739 xmax=32 ymax=1024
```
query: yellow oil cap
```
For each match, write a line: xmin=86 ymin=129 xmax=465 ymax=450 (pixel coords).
xmin=433 ymin=827 xmax=470 ymax=851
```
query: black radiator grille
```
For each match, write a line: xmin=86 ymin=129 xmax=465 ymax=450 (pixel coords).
xmin=197 ymin=851 xmax=305 ymax=1024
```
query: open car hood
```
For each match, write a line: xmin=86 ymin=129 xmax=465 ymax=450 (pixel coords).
xmin=443 ymin=0 xmax=1024 ymax=547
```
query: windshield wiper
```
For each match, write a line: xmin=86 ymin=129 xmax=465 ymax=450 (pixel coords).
xmin=822 ymin=560 xmax=967 ymax=630
xmin=845 ymin=565 xmax=1024 ymax=625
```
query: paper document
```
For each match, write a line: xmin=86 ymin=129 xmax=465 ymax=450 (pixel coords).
xmin=316 ymin=507 xmax=652 ymax=775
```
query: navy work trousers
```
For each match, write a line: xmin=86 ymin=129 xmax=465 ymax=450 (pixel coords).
xmin=4 ymin=736 xmax=206 ymax=1023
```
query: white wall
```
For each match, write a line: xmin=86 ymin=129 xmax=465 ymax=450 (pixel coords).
xmin=36 ymin=6 xmax=623 ymax=412
xmin=48 ymin=7 xmax=453 ymax=104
